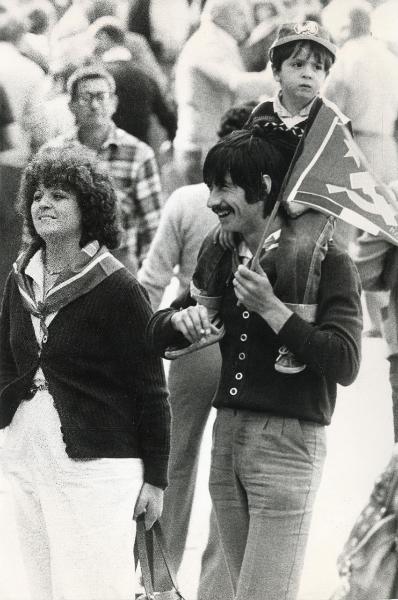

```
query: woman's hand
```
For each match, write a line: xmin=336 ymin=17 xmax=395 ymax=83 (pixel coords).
xmin=233 ymin=264 xmax=292 ymax=333
xmin=134 ymin=483 xmax=164 ymax=530
xmin=171 ymin=304 xmax=212 ymax=344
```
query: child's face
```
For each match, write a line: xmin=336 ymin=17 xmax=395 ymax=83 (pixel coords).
xmin=273 ymin=46 xmax=327 ymax=112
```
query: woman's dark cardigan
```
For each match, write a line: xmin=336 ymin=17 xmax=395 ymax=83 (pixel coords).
xmin=0 ymin=268 xmax=170 ymax=489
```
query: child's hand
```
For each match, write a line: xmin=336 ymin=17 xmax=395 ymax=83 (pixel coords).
xmin=171 ymin=305 xmax=212 ymax=344
xmin=212 ymin=224 xmax=236 ymax=250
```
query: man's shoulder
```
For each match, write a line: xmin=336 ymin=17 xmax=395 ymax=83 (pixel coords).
xmin=40 ymin=132 xmax=78 ymax=151
xmin=167 ymin=183 xmax=209 ymax=208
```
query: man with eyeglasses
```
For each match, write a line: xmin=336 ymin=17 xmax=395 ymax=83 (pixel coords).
xmin=39 ymin=65 xmax=163 ymax=274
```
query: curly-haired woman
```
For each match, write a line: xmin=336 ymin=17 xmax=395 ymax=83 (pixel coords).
xmin=0 ymin=148 xmax=170 ymax=600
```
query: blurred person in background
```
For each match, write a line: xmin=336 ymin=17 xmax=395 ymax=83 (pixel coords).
xmin=172 ymin=0 xmax=275 ymax=187
xmin=86 ymin=0 xmax=169 ymax=92
xmin=19 ymin=0 xmax=56 ymax=73
xmin=371 ymin=0 xmax=398 ymax=57
xmin=49 ymin=0 xmax=92 ymax=72
xmin=354 ymin=181 xmax=398 ymax=443
xmin=323 ymin=0 xmax=398 ymax=337
xmin=0 ymin=3 xmax=50 ymax=296
xmin=323 ymin=0 xmax=398 ymax=185
xmin=89 ymin=16 xmax=177 ymax=146
xmin=0 ymin=3 xmax=50 ymax=164
xmin=0 ymin=82 xmax=16 ymax=153
xmin=41 ymin=65 xmax=163 ymax=274
xmin=44 ymin=61 xmax=76 ymax=138
xmin=0 ymin=84 xmax=20 ymax=297
xmin=127 ymin=0 xmax=196 ymax=65
xmin=150 ymin=0 xmax=199 ymax=66
xmin=139 ymin=100 xmax=257 ymax=600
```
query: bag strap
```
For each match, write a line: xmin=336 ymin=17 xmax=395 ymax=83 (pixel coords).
xmin=136 ymin=516 xmax=183 ymax=598
xmin=136 ymin=516 xmax=156 ymax=598
xmin=152 ymin=520 xmax=180 ymax=593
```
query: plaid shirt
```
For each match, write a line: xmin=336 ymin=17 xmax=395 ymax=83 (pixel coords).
xmin=41 ymin=125 xmax=163 ymax=266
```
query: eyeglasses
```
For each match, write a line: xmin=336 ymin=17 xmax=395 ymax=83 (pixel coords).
xmin=76 ymin=91 xmax=112 ymax=105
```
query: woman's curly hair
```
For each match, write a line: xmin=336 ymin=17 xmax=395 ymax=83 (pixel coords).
xmin=18 ymin=147 xmax=121 ymax=249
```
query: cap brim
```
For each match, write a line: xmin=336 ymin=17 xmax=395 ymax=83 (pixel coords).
xmin=269 ymin=34 xmax=336 ymax=58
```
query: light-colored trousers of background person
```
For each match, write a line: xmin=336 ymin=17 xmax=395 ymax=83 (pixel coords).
xmin=210 ymin=408 xmax=327 ymax=600
xmin=1 ymin=390 xmax=144 ymax=600
xmin=159 ymin=343 xmax=234 ymax=600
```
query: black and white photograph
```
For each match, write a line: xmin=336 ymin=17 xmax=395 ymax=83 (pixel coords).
xmin=1 ymin=1 xmax=398 ymax=599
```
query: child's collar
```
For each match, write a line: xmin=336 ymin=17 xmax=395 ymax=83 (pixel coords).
xmin=274 ymin=92 xmax=317 ymax=119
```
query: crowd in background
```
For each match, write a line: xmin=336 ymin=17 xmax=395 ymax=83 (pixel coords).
xmin=0 ymin=0 xmax=397 ymax=291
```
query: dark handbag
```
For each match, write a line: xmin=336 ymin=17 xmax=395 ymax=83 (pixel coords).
xmin=135 ymin=516 xmax=186 ymax=600
xmin=331 ymin=451 xmax=398 ymax=600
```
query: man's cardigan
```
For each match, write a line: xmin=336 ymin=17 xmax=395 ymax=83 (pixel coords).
xmin=147 ymin=238 xmax=363 ymax=427
xmin=0 ymin=268 xmax=170 ymax=489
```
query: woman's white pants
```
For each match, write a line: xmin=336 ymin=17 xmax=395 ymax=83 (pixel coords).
xmin=1 ymin=390 xmax=144 ymax=600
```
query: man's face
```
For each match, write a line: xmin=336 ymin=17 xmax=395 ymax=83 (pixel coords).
xmin=207 ymin=174 xmax=264 ymax=235
xmin=273 ymin=46 xmax=327 ymax=111
xmin=69 ymin=77 xmax=117 ymax=129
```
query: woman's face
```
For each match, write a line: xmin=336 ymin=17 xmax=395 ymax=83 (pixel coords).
xmin=31 ymin=184 xmax=82 ymax=244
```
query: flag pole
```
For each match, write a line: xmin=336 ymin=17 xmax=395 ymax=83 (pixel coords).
xmin=250 ymin=198 xmax=281 ymax=273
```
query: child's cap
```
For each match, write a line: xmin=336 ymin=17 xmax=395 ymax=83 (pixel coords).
xmin=269 ymin=21 xmax=337 ymax=60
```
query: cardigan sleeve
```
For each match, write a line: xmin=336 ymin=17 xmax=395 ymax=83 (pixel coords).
xmin=109 ymin=277 xmax=171 ymax=488
xmin=0 ymin=272 xmax=19 ymax=395
xmin=145 ymin=285 xmax=196 ymax=357
xmin=277 ymin=249 xmax=363 ymax=386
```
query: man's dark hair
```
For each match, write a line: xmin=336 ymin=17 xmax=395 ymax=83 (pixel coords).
xmin=67 ymin=65 xmax=116 ymax=101
xmin=203 ymin=128 xmax=293 ymax=217
xmin=271 ymin=40 xmax=335 ymax=73
xmin=18 ymin=147 xmax=120 ymax=249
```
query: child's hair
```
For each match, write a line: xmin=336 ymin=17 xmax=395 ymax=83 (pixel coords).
xmin=203 ymin=128 xmax=295 ymax=217
xmin=271 ymin=40 xmax=335 ymax=74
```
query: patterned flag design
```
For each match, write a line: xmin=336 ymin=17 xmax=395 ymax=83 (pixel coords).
xmin=283 ymin=101 xmax=398 ymax=246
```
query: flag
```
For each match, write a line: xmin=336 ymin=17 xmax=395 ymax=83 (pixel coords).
xmin=283 ymin=99 xmax=398 ymax=246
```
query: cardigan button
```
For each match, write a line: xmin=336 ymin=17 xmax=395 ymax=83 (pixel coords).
xmin=242 ymin=311 xmax=250 ymax=319
xmin=240 ymin=333 xmax=247 ymax=342
xmin=229 ymin=387 xmax=238 ymax=396
xmin=235 ymin=372 xmax=243 ymax=380
xmin=238 ymin=352 xmax=246 ymax=360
